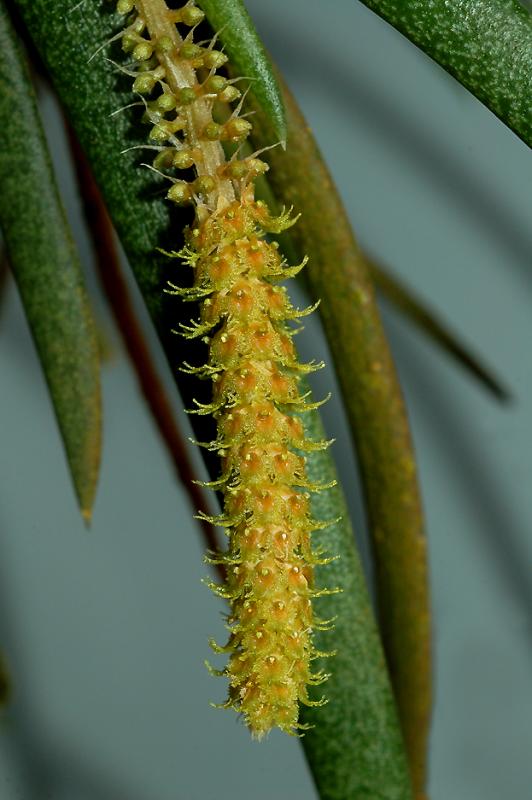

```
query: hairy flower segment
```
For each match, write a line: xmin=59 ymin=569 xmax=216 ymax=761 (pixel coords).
xmin=115 ymin=0 xmax=336 ymax=737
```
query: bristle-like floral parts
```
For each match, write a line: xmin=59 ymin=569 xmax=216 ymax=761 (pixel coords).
xmin=115 ymin=0 xmax=335 ymax=738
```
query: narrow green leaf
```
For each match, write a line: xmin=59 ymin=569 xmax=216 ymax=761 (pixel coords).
xmin=247 ymin=73 xmax=432 ymax=797
xmin=13 ymin=2 xmax=412 ymax=795
xmin=197 ymin=0 xmax=287 ymax=144
xmin=301 ymin=396 xmax=413 ymax=800
xmin=368 ymin=256 xmax=512 ymax=403
xmin=358 ymin=0 xmax=532 ymax=148
xmin=0 ymin=1 xmax=101 ymax=520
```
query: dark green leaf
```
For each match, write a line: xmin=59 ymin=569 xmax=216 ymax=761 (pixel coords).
xmin=197 ymin=0 xmax=287 ymax=144
xmin=0 ymin=1 xmax=101 ymax=519
xmin=358 ymin=0 xmax=532 ymax=148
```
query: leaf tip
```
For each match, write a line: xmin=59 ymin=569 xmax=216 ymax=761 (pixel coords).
xmin=81 ymin=506 xmax=93 ymax=528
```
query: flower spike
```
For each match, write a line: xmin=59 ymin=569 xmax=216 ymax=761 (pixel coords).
xmin=113 ymin=0 xmax=336 ymax=738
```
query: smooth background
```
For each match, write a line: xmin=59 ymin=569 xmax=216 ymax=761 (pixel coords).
xmin=1 ymin=0 xmax=531 ymax=797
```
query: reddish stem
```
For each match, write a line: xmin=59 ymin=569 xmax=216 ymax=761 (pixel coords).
xmin=67 ymin=128 xmax=223 ymax=580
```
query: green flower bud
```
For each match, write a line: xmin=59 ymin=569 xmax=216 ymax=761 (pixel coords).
xmin=157 ymin=92 xmax=177 ymax=112
xmin=156 ymin=35 xmax=174 ymax=55
xmin=218 ymin=86 xmax=241 ymax=104
xmin=180 ymin=42 xmax=202 ymax=60
xmin=167 ymin=181 xmax=191 ymax=204
xmin=203 ymin=122 xmax=223 ymax=141
xmin=153 ymin=149 xmax=175 ymax=170
xmin=203 ymin=75 xmax=227 ymax=94
xmin=172 ymin=149 xmax=195 ymax=170
xmin=177 ymin=87 xmax=197 ymax=106
xmin=227 ymin=160 xmax=248 ymax=179
xmin=133 ymin=73 xmax=156 ymax=94
xmin=149 ymin=121 xmax=171 ymax=142
xmin=182 ymin=5 xmax=205 ymax=26
xmin=121 ymin=32 xmax=137 ymax=53
xmin=194 ymin=175 xmax=216 ymax=195
xmin=117 ymin=0 xmax=135 ymax=13
xmin=203 ymin=49 xmax=228 ymax=69
xmin=132 ymin=41 xmax=154 ymax=62
xmin=224 ymin=118 xmax=252 ymax=142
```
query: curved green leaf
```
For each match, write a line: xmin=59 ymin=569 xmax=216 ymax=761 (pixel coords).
xmin=368 ymin=257 xmax=511 ymax=403
xmin=247 ymin=73 xmax=431 ymax=797
xmin=12 ymin=1 xmax=412 ymax=795
xmin=358 ymin=0 xmax=532 ymax=148
xmin=0 ymin=1 xmax=101 ymax=519
xmin=197 ymin=0 xmax=287 ymax=144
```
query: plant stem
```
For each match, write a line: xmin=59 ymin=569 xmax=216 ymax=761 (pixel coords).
xmin=67 ymin=128 xmax=224 ymax=578
xmin=136 ymin=0 xmax=234 ymax=213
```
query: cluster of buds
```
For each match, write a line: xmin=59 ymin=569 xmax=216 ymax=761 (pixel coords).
xmin=114 ymin=0 xmax=336 ymax=738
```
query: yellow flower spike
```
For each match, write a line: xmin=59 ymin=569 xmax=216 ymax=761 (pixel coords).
xmin=115 ymin=0 xmax=336 ymax=738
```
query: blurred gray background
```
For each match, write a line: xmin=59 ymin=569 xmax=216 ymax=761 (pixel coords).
xmin=1 ymin=0 xmax=532 ymax=797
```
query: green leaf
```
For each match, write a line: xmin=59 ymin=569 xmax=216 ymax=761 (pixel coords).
xmin=0 ymin=1 xmax=101 ymax=520
xmin=368 ymin=256 xmax=512 ymax=403
xmin=301 ymin=395 xmax=413 ymax=800
xmin=247 ymin=72 xmax=431 ymax=797
xmin=197 ymin=0 xmax=287 ymax=144
xmin=358 ymin=0 xmax=532 ymax=148
xmin=13 ymin=0 xmax=170 ymax=322
xmin=12 ymin=1 xmax=412 ymax=795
